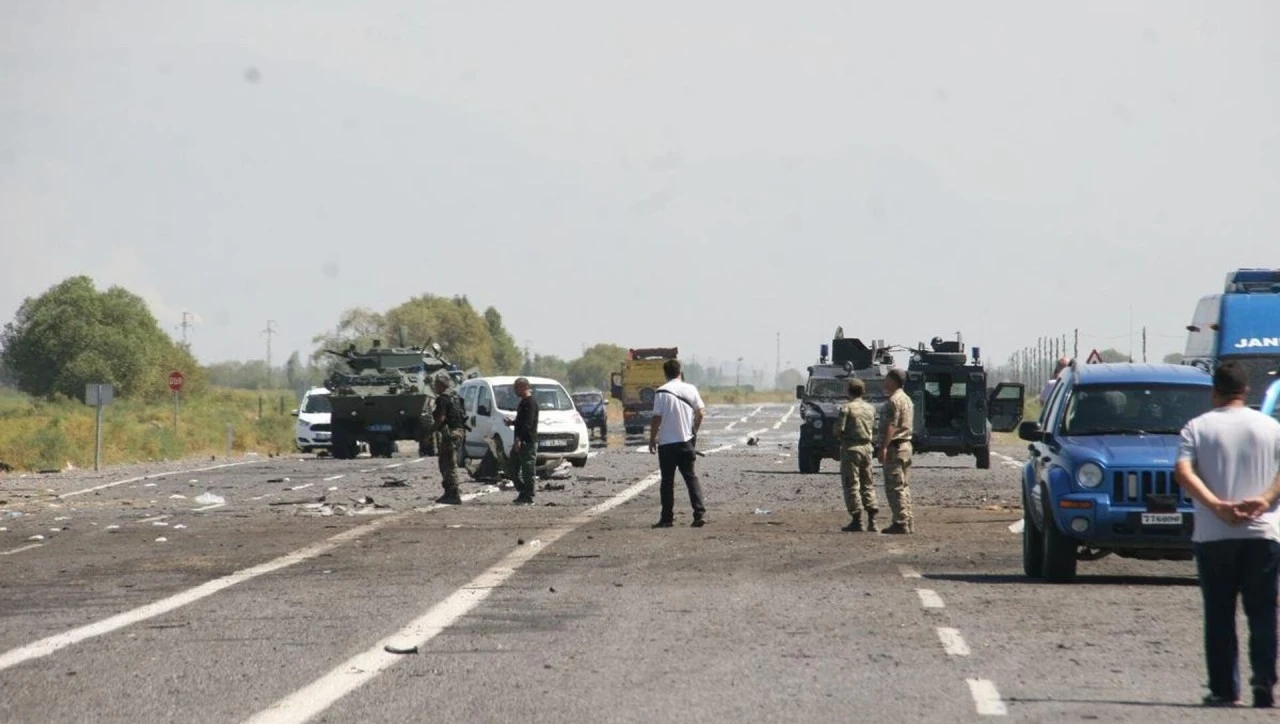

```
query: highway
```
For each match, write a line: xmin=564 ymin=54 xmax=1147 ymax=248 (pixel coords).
xmin=0 ymin=404 xmax=1251 ymax=722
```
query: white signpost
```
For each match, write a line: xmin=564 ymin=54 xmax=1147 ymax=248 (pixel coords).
xmin=85 ymin=383 xmax=115 ymax=471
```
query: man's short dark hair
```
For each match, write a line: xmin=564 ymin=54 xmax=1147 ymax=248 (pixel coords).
xmin=847 ymin=379 xmax=865 ymax=398
xmin=1213 ymin=361 xmax=1249 ymax=399
xmin=663 ymin=359 xmax=681 ymax=380
xmin=886 ymin=369 xmax=906 ymax=387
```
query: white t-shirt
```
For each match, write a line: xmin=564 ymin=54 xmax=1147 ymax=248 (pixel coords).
xmin=1039 ymin=379 xmax=1057 ymax=405
xmin=1178 ymin=406 xmax=1280 ymax=543
xmin=652 ymin=379 xmax=705 ymax=446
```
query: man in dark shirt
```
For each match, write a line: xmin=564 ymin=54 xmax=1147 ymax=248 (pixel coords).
xmin=508 ymin=377 xmax=539 ymax=504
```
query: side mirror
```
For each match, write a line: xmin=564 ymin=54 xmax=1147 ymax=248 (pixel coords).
xmin=1017 ymin=420 xmax=1041 ymax=442
xmin=477 ymin=404 xmax=491 ymax=417
xmin=795 ymin=385 xmax=805 ymax=399
xmin=290 ymin=409 xmax=299 ymax=417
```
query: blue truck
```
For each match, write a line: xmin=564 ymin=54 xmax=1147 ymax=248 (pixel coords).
xmin=1183 ymin=268 xmax=1280 ymax=407
xmin=1017 ymin=362 xmax=1213 ymax=582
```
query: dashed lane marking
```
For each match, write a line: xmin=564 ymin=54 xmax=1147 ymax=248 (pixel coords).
xmin=384 ymin=463 xmax=403 ymax=469
xmin=0 ymin=489 xmax=495 ymax=673
xmin=771 ymin=405 xmax=797 ymax=430
xmin=138 ymin=515 xmax=170 ymax=524
xmin=937 ymin=627 xmax=971 ymax=656
xmin=967 ymin=679 xmax=1008 ymax=716
xmin=1 ymin=544 xmax=43 ymax=557
xmin=323 ymin=475 xmax=345 ymax=482
xmin=898 ymin=565 xmax=922 ymax=579
xmin=58 ymin=461 xmax=260 ymax=499
xmin=916 ymin=589 xmax=945 ymax=609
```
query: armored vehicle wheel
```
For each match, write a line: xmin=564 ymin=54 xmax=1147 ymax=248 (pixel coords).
xmin=975 ymin=446 xmax=991 ymax=469
xmin=798 ymin=447 xmax=820 ymax=474
xmin=1040 ymin=487 xmax=1078 ymax=582
xmin=331 ymin=432 xmax=356 ymax=460
xmin=1022 ymin=488 xmax=1044 ymax=578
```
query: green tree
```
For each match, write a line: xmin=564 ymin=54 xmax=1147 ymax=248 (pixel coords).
xmin=567 ymin=343 xmax=628 ymax=391
xmin=284 ymin=351 xmax=302 ymax=392
xmin=0 ymin=276 xmax=203 ymax=400
xmin=1099 ymin=348 xmax=1131 ymax=363
xmin=528 ymin=354 xmax=569 ymax=381
xmin=1162 ymin=352 xmax=1185 ymax=365
xmin=776 ymin=368 xmax=805 ymax=391
xmin=484 ymin=307 xmax=523 ymax=374
xmin=309 ymin=307 xmax=388 ymax=372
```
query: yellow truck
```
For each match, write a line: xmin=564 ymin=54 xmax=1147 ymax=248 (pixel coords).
xmin=610 ymin=347 xmax=679 ymax=435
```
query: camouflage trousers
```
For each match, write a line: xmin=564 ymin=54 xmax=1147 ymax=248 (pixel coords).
xmin=509 ymin=440 xmax=538 ymax=498
xmin=437 ymin=429 xmax=464 ymax=493
xmin=883 ymin=442 xmax=913 ymax=528
xmin=839 ymin=445 xmax=878 ymax=516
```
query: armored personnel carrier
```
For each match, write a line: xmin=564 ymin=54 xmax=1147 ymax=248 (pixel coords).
xmin=323 ymin=340 xmax=476 ymax=460
xmin=903 ymin=335 xmax=1024 ymax=469
xmin=794 ymin=330 xmax=896 ymax=474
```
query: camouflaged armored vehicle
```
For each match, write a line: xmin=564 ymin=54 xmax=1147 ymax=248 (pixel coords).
xmin=323 ymin=340 xmax=476 ymax=459
xmin=795 ymin=331 xmax=895 ymax=474
xmin=904 ymin=335 xmax=1024 ymax=469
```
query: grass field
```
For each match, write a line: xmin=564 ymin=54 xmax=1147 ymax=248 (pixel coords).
xmin=0 ymin=387 xmax=297 ymax=471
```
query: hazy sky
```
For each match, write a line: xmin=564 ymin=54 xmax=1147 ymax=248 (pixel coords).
xmin=3 ymin=1 xmax=1278 ymax=379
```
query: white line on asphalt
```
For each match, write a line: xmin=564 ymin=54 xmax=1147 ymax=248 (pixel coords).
xmin=937 ymin=627 xmax=971 ymax=656
xmin=966 ymin=679 xmax=1008 ymax=716
xmin=1 ymin=544 xmax=43 ymax=556
xmin=241 ymin=446 xmax=735 ymax=724
xmin=288 ymin=483 xmax=314 ymax=491
xmin=58 ymin=461 xmax=259 ymax=499
xmin=916 ymin=589 xmax=945 ymax=609
xmin=410 ymin=458 xmax=425 ymax=464
xmin=138 ymin=515 xmax=170 ymax=524
xmin=898 ymin=565 xmax=922 ymax=579
xmin=772 ymin=405 xmax=797 ymax=430
xmin=193 ymin=503 xmax=226 ymax=513
xmin=384 ymin=463 xmax=402 ymax=469
xmin=322 ymin=474 xmax=345 ymax=482
xmin=1008 ymin=520 xmax=1025 ymax=534
xmin=0 ymin=490 xmax=494 ymax=674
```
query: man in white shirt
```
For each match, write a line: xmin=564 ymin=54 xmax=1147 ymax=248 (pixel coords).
xmin=1175 ymin=361 xmax=1280 ymax=708
xmin=648 ymin=359 xmax=707 ymax=528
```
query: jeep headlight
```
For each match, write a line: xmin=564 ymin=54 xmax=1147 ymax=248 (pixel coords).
xmin=1076 ymin=462 xmax=1104 ymax=489
xmin=812 ymin=418 xmax=824 ymax=430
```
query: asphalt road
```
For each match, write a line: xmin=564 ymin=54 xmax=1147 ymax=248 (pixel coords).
xmin=0 ymin=403 xmax=1266 ymax=722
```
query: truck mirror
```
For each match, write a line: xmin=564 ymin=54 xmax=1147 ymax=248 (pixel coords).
xmin=795 ymin=385 xmax=805 ymax=399
xmin=1018 ymin=420 xmax=1041 ymax=442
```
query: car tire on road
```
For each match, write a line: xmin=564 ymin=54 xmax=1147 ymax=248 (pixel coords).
xmin=569 ymin=456 xmax=587 ymax=468
xmin=798 ymin=448 xmax=820 ymax=474
xmin=1040 ymin=486 xmax=1079 ymax=582
xmin=1022 ymin=488 xmax=1044 ymax=578
xmin=975 ymin=446 xmax=991 ymax=469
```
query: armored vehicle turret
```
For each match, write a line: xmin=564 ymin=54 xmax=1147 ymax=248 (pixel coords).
xmin=323 ymin=340 xmax=477 ymax=459
xmin=794 ymin=331 xmax=897 ymax=474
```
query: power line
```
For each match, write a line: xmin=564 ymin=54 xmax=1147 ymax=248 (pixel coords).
xmin=262 ymin=320 xmax=278 ymax=388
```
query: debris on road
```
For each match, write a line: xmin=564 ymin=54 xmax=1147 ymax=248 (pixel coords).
xmin=567 ymin=554 xmax=601 ymax=560
xmin=384 ymin=644 xmax=418 ymax=655
xmin=155 ymin=537 xmax=168 ymax=543
xmin=353 ymin=496 xmax=374 ymax=506
xmin=152 ymin=521 xmax=169 ymax=527
xmin=747 ymin=437 xmax=759 ymax=446
xmin=105 ymin=525 xmax=120 ymax=532
xmin=194 ymin=492 xmax=226 ymax=506
xmin=266 ymin=477 xmax=290 ymax=483
xmin=169 ymin=494 xmax=187 ymax=500
xmin=549 ymin=587 xmax=557 ymax=593
xmin=27 ymin=534 xmax=44 ymax=541
xmin=576 ymin=476 xmax=607 ymax=482
xmin=173 ymin=524 xmax=187 ymax=530
xmin=380 ymin=478 xmax=409 ymax=488
xmin=539 ymin=482 xmax=566 ymax=492
xmin=753 ymin=508 xmax=773 ymax=515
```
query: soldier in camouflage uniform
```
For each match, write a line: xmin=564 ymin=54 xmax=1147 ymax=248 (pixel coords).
xmin=833 ymin=378 xmax=879 ymax=532
xmin=432 ymin=375 xmax=467 ymax=505
xmin=878 ymin=368 xmax=915 ymax=534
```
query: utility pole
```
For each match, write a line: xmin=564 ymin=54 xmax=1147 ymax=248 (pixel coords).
xmin=180 ymin=311 xmax=193 ymax=351
xmin=1142 ymin=326 xmax=1147 ymax=363
xmin=736 ymin=357 xmax=743 ymax=402
xmin=775 ymin=332 xmax=781 ymax=390
xmin=1073 ymin=328 xmax=1079 ymax=360
xmin=262 ymin=320 xmax=278 ymax=388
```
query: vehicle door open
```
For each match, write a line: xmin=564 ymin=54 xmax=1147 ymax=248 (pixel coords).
xmin=987 ymin=382 xmax=1026 ymax=432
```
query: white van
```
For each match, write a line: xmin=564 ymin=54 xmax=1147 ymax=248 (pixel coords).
xmin=290 ymin=387 xmax=332 ymax=453
xmin=457 ymin=376 xmax=589 ymax=472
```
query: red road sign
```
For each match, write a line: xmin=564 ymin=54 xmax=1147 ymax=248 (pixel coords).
xmin=1085 ymin=349 xmax=1103 ymax=364
xmin=168 ymin=371 xmax=185 ymax=391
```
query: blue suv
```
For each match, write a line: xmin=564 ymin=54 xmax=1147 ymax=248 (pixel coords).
xmin=1018 ymin=362 xmax=1212 ymax=582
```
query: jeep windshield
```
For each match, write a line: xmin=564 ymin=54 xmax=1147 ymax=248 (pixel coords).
xmin=806 ymin=379 xmax=849 ymax=398
xmin=1061 ymin=384 xmax=1211 ymax=436
xmin=572 ymin=393 xmax=602 ymax=405
xmin=495 ymin=384 xmax=575 ymax=412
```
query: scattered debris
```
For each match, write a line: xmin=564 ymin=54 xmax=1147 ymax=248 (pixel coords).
xmin=172 ymin=524 xmax=187 ymax=530
xmin=446 ymin=524 xmax=463 ymax=529
xmin=266 ymin=477 xmax=289 ymax=483
xmin=169 ymin=494 xmax=187 ymax=500
xmin=143 ymin=483 xmax=157 ymax=488
xmin=576 ymin=476 xmax=607 ymax=482
xmin=37 ymin=469 xmax=59 ymax=474
xmin=27 ymin=535 xmax=44 ymax=542
xmin=567 ymin=554 xmax=600 ymax=560
xmin=747 ymin=437 xmax=759 ymax=446
xmin=155 ymin=537 xmax=168 ymax=543
xmin=4 ymin=511 xmax=23 ymax=519
xmin=188 ymin=479 xmax=198 ymax=483
xmin=539 ymin=482 xmax=566 ymax=492
xmin=384 ymin=644 xmax=418 ymax=655
xmin=54 ymin=515 xmax=71 ymax=521
xmin=753 ymin=508 xmax=773 ymax=515
xmin=353 ymin=496 xmax=374 ymax=506
xmin=152 ymin=521 xmax=169 ymax=527
xmin=527 ymin=539 xmax=542 ymax=548
xmin=549 ymin=587 xmax=557 ymax=593
xmin=105 ymin=525 xmax=120 ymax=532
xmin=518 ymin=538 xmax=525 ymax=545
xmin=194 ymin=492 xmax=226 ymax=506
xmin=380 ymin=478 xmax=409 ymax=488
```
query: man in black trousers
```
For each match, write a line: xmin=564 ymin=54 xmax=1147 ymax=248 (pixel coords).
xmin=648 ymin=359 xmax=707 ymax=527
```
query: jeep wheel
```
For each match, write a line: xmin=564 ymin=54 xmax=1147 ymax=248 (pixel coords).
xmin=798 ymin=448 xmax=820 ymax=474
xmin=975 ymin=446 xmax=991 ymax=470
xmin=1041 ymin=488 xmax=1079 ymax=582
xmin=599 ymin=422 xmax=608 ymax=439
xmin=1022 ymin=488 xmax=1044 ymax=578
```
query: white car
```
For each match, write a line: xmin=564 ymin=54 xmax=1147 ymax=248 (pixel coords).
xmin=290 ymin=387 xmax=332 ymax=453
xmin=457 ymin=376 xmax=589 ymax=473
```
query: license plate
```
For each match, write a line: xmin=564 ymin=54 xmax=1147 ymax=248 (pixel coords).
xmin=1141 ymin=513 xmax=1183 ymax=526
xmin=367 ymin=424 xmax=393 ymax=432
xmin=315 ymin=432 xmax=331 ymax=440
xmin=540 ymin=440 xmax=565 ymax=449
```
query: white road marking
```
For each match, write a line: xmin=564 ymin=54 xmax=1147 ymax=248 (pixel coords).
xmin=384 ymin=463 xmax=402 ymax=469
xmin=740 ymin=427 xmax=770 ymax=444
xmin=193 ymin=503 xmax=226 ymax=513
xmin=966 ymin=679 xmax=1008 ymax=716
xmin=322 ymin=474 xmax=345 ymax=482
xmin=1 ymin=544 xmax=43 ymax=557
xmin=58 ymin=461 xmax=259 ymax=499
xmin=288 ymin=483 xmax=314 ymax=491
xmin=241 ymin=447 xmax=736 ymax=724
xmin=138 ymin=515 xmax=170 ymax=524
xmin=916 ymin=589 xmax=945 ymax=609
xmin=772 ymin=405 xmax=797 ymax=430
xmin=0 ymin=489 xmax=493 ymax=674
xmin=1008 ymin=519 xmax=1025 ymax=534
xmin=937 ymin=627 xmax=971 ymax=656
xmin=898 ymin=565 xmax=922 ymax=579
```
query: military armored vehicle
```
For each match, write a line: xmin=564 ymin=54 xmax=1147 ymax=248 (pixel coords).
xmin=795 ymin=330 xmax=896 ymax=474
xmin=903 ymin=335 xmax=1025 ymax=469
xmin=322 ymin=340 xmax=476 ymax=460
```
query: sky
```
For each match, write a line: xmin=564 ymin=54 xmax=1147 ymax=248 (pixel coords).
xmin=2 ymin=1 xmax=1278 ymax=382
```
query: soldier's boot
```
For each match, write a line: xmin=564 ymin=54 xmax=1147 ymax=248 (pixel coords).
xmin=435 ymin=489 xmax=462 ymax=505
xmin=865 ymin=509 xmax=879 ymax=532
xmin=881 ymin=522 xmax=912 ymax=535
xmin=840 ymin=516 xmax=864 ymax=532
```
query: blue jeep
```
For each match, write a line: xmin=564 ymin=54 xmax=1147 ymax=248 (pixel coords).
xmin=1017 ymin=362 xmax=1213 ymax=582
xmin=571 ymin=390 xmax=608 ymax=440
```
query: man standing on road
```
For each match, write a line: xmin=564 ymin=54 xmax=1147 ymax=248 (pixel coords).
xmin=507 ymin=377 xmax=539 ymax=505
xmin=1039 ymin=357 xmax=1070 ymax=405
xmin=834 ymin=378 xmax=879 ymax=532
xmin=431 ymin=375 xmax=467 ymax=505
xmin=648 ymin=359 xmax=707 ymax=528
xmin=877 ymin=369 xmax=914 ymax=534
xmin=1175 ymin=361 xmax=1280 ymax=708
